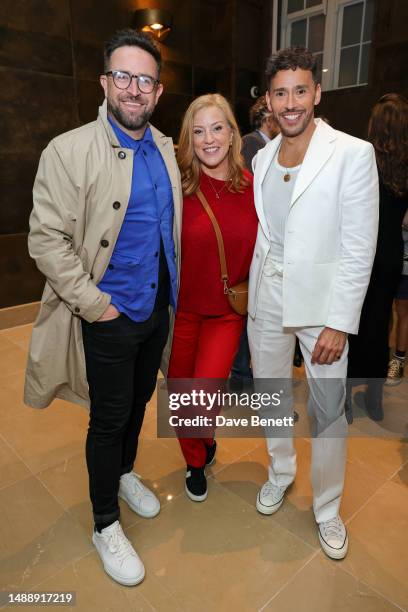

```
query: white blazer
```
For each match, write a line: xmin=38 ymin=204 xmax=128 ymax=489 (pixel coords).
xmin=248 ymin=119 xmax=379 ymax=334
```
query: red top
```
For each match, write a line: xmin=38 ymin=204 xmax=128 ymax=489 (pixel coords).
xmin=177 ymin=171 xmax=258 ymax=315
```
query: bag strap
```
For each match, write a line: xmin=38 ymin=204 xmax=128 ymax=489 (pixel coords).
xmin=196 ymin=189 xmax=230 ymax=287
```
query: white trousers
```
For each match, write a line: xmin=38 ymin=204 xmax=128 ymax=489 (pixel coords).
xmin=248 ymin=261 xmax=348 ymax=523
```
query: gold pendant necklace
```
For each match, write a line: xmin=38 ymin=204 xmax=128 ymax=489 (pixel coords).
xmin=279 ymin=145 xmax=304 ymax=182
xmin=208 ymin=176 xmax=230 ymax=199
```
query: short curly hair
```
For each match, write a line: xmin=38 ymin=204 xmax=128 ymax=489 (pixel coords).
xmin=265 ymin=47 xmax=318 ymax=89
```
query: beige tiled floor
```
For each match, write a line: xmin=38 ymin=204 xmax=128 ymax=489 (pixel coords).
xmin=0 ymin=324 xmax=407 ymax=611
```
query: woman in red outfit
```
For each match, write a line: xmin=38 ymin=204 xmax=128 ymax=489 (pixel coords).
xmin=168 ymin=94 xmax=258 ymax=501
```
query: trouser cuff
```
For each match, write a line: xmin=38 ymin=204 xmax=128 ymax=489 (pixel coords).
xmin=93 ymin=508 xmax=120 ymax=526
xmin=120 ymin=463 xmax=134 ymax=477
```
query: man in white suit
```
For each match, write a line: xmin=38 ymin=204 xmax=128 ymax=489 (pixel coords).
xmin=247 ymin=47 xmax=378 ymax=559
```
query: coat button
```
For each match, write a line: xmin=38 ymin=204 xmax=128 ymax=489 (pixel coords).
xmin=154 ymin=251 xmax=159 ymax=257
xmin=151 ymin=283 xmax=156 ymax=288
xmin=100 ymin=239 xmax=109 ymax=248
xmin=113 ymin=201 xmax=121 ymax=210
xmin=118 ymin=151 xmax=126 ymax=159
xmin=108 ymin=264 xmax=114 ymax=270
xmin=74 ymin=307 xmax=80 ymax=313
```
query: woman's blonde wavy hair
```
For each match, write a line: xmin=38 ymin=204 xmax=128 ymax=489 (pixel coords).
xmin=177 ymin=94 xmax=250 ymax=196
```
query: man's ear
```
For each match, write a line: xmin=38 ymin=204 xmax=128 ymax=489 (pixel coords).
xmin=100 ymin=75 xmax=108 ymax=98
xmin=154 ymin=82 xmax=164 ymax=105
xmin=314 ymin=83 xmax=322 ymax=106
xmin=266 ymin=90 xmax=272 ymax=112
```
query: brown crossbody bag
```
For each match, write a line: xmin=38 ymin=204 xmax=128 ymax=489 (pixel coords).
xmin=196 ymin=189 xmax=248 ymax=316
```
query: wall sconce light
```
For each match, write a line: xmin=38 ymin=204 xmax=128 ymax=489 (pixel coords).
xmin=133 ymin=9 xmax=172 ymax=42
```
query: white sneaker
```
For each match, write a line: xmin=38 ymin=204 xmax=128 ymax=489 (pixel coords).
xmin=318 ymin=516 xmax=348 ymax=560
xmin=92 ymin=521 xmax=145 ymax=586
xmin=119 ymin=472 xmax=160 ymax=518
xmin=256 ymin=481 xmax=287 ymax=515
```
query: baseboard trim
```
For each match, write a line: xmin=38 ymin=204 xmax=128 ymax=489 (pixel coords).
xmin=0 ymin=302 xmax=40 ymax=330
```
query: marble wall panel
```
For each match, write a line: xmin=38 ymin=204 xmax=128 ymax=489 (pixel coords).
xmin=0 ymin=68 xmax=78 ymax=156
xmin=0 ymin=0 xmax=72 ymax=75
xmin=77 ymin=79 xmax=104 ymax=125
xmin=374 ymin=0 xmax=408 ymax=46
xmin=0 ymin=0 xmax=71 ymax=37
xmin=73 ymin=39 xmax=104 ymax=81
xmin=152 ymin=92 xmax=192 ymax=140
xmin=0 ymin=27 xmax=72 ymax=75
xmin=69 ymin=0 xmax=134 ymax=44
xmin=192 ymin=0 xmax=231 ymax=68
xmin=318 ymin=87 xmax=373 ymax=139
xmin=161 ymin=61 xmax=192 ymax=95
xmin=193 ymin=68 xmax=219 ymax=96
xmin=374 ymin=42 xmax=408 ymax=91
xmin=0 ymin=155 xmax=38 ymax=235
xmin=236 ymin=0 xmax=264 ymax=71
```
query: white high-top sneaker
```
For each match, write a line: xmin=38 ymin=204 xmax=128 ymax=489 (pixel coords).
xmin=318 ymin=516 xmax=348 ymax=560
xmin=256 ymin=481 xmax=287 ymax=515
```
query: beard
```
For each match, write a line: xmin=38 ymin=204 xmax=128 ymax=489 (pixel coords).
xmin=276 ymin=107 xmax=314 ymax=138
xmin=107 ymin=95 xmax=155 ymax=132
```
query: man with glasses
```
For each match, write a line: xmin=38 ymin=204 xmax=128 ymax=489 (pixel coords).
xmin=25 ymin=29 xmax=182 ymax=585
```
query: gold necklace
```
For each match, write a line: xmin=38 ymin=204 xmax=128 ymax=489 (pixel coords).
xmin=279 ymin=146 xmax=304 ymax=182
xmin=207 ymin=175 xmax=230 ymax=199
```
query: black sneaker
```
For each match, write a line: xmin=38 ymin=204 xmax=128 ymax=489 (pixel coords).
xmin=205 ymin=441 xmax=217 ymax=466
xmin=185 ymin=466 xmax=207 ymax=502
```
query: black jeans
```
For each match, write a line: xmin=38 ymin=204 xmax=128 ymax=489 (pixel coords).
xmin=81 ymin=308 xmax=169 ymax=525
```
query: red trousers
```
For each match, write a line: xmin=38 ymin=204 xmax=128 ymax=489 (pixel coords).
xmin=168 ymin=311 xmax=244 ymax=467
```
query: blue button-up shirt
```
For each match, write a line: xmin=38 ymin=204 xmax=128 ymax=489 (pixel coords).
xmin=98 ymin=118 xmax=177 ymax=322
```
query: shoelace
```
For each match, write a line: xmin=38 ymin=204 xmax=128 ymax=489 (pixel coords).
xmin=388 ymin=358 xmax=404 ymax=377
xmin=106 ymin=525 xmax=136 ymax=564
xmin=262 ymin=482 xmax=286 ymax=498
xmin=122 ymin=472 xmax=146 ymax=495
xmin=131 ymin=473 xmax=145 ymax=493
xmin=321 ymin=517 xmax=343 ymax=539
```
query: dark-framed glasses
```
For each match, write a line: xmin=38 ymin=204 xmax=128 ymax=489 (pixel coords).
xmin=105 ymin=70 xmax=159 ymax=93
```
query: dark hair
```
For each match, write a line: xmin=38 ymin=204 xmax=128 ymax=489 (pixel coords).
xmin=368 ymin=93 xmax=408 ymax=198
xmin=250 ymin=96 xmax=270 ymax=130
xmin=265 ymin=46 xmax=318 ymax=89
xmin=104 ymin=29 xmax=162 ymax=76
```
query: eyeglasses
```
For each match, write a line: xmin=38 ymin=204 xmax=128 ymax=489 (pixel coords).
xmin=105 ymin=70 xmax=159 ymax=93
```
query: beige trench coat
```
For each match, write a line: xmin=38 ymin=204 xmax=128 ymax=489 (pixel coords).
xmin=24 ymin=100 xmax=182 ymax=409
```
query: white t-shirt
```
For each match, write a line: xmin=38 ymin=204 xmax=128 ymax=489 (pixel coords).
xmin=262 ymin=155 xmax=301 ymax=263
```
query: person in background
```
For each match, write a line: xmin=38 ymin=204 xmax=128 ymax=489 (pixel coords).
xmin=241 ymin=95 xmax=280 ymax=171
xmin=347 ymin=94 xmax=408 ymax=421
xmin=386 ymin=211 xmax=408 ymax=384
xmin=230 ymin=97 xmax=280 ymax=390
xmin=168 ymin=94 xmax=258 ymax=502
xmin=24 ymin=29 xmax=182 ymax=586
